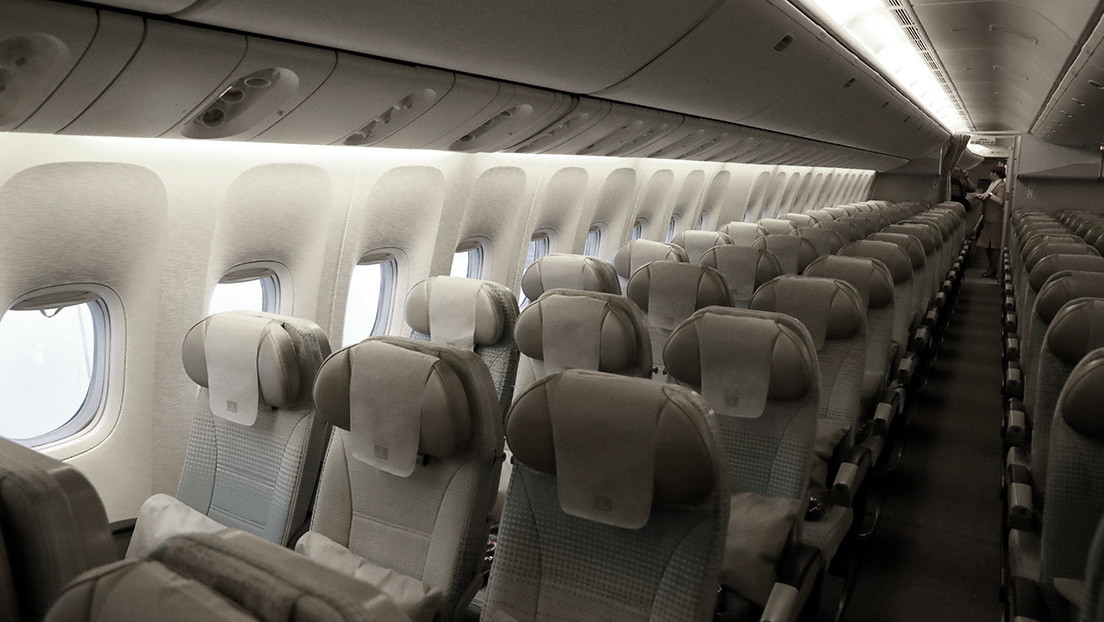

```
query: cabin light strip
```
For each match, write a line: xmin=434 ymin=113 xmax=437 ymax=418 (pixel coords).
xmin=796 ymin=0 xmax=971 ymax=134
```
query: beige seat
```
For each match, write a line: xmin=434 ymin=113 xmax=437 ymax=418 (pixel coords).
xmin=755 ymin=234 xmax=819 ymax=275
xmin=625 ymin=260 xmax=731 ymax=374
xmin=670 ymin=230 xmax=734 ymax=264
xmin=718 ymin=221 xmax=769 ymax=247
xmin=838 ymin=240 xmax=916 ymax=364
xmin=805 ymin=210 xmax=834 ymax=223
xmin=405 ymin=276 xmax=520 ymax=413
xmin=611 ymin=239 xmax=688 ymax=290
xmin=130 ymin=311 xmax=332 ymax=560
xmin=518 ymin=254 xmax=621 ymax=298
xmin=484 ymin=370 xmax=729 ymax=621
xmin=700 ymin=245 xmax=783 ymax=308
xmin=300 ymin=336 xmax=502 ymax=621
xmin=822 ymin=220 xmax=864 ymax=244
xmin=783 ymin=213 xmax=816 ymax=228
xmin=868 ymin=232 xmax=930 ymax=314
xmin=0 ymin=438 xmax=118 ymax=621
xmin=758 ymin=218 xmax=797 ymax=235
xmin=795 ymin=226 xmax=847 ymax=256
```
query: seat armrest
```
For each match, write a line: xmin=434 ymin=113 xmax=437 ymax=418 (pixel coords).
xmin=1004 ymin=336 xmax=1020 ymax=362
xmin=1005 ymin=407 xmax=1029 ymax=448
xmin=873 ymin=401 xmax=895 ymax=437
xmin=760 ymin=544 xmax=823 ymax=622
xmin=110 ymin=519 xmax=137 ymax=560
xmin=1004 ymin=312 xmax=1018 ymax=334
xmin=911 ymin=325 xmax=932 ymax=352
xmin=830 ymin=437 xmax=880 ymax=506
xmin=1006 ymin=479 xmax=1034 ymax=532
xmin=898 ymin=353 xmax=916 ymax=384
xmin=1004 ymin=366 xmax=1023 ymax=399
xmin=1007 ymin=576 xmax=1044 ymax=622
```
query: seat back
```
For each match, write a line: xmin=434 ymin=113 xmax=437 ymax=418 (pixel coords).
xmin=758 ymin=218 xmax=797 ymax=235
xmin=0 ymin=438 xmax=118 ymax=622
xmin=867 ymin=232 xmax=929 ymax=312
xmin=405 ymin=276 xmax=520 ymax=412
xmin=805 ymin=209 xmax=833 ymax=223
xmin=178 ymin=311 xmax=331 ymax=546
xmin=1027 ymin=298 xmax=1104 ymax=502
xmin=664 ymin=307 xmax=819 ymax=606
xmin=822 ymin=220 xmax=864 ymax=243
xmin=611 ymin=240 xmax=688 ymax=290
xmin=1025 ymin=242 xmax=1098 ymax=274
xmin=485 ymin=371 xmax=728 ymax=621
xmin=783 ymin=213 xmax=816 ymax=228
xmin=755 ymin=234 xmax=819 ymax=275
xmin=795 ymin=226 xmax=846 ymax=256
xmin=804 ymin=255 xmax=896 ymax=407
xmin=1040 ymin=348 xmax=1104 ymax=620
xmin=1020 ymin=255 xmax=1104 ymax=337
xmin=838 ymin=240 xmax=916 ymax=356
xmin=305 ymin=336 xmax=502 ymax=620
xmin=885 ymin=223 xmax=943 ymax=285
xmin=670 ymin=230 xmax=733 ymax=264
xmin=626 ymin=261 xmax=731 ymax=368
xmin=700 ymin=245 xmax=783 ymax=308
xmin=519 ymin=254 xmax=621 ymax=298
xmin=1024 ymin=272 xmax=1104 ymax=376
xmin=718 ymin=221 xmax=769 ymax=247
xmin=514 ymin=289 xmax=651 ymax=393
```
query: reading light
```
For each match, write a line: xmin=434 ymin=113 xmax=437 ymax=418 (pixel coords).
xmin=797 ymin=0 xmax=970 ymax=134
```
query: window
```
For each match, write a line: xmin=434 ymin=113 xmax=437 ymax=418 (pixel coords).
xmin=666 ymin=215 xmax=680 ymax=242
xmin=630 ymin=219 xmax=645 ymax=241
xmin=451 ymin=241 xmax=485 ymax=279
xmin=343 ymin=254 xmax=397 ymax=347
xmin=584 ymin=226 xmax=602 ymax=257
xmin=519 ymin=233 xmax=551 ymax=306
xmin=0 ymin=295 xmax=108 ymax=445
xmin=209 ymin=266 xmax=280 ymax=315
xmin=697 ymin=212 xmax=708 ymax=230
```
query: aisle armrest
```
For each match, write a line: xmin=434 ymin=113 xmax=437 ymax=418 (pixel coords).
xmin=830 ymin=435 xmax=883 ymax=506
xmin=759 ymin=544 xmax=823 ymax=622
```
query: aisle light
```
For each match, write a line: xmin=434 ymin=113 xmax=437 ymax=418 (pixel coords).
xmin=800 ymin=0 xmax=970 ymax=133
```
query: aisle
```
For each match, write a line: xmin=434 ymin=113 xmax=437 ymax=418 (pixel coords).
xmin=844 ymin=253 xmax=1005 ymax=621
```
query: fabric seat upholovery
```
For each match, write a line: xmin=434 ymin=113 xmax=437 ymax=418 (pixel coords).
xmin=483 ymin=370 xmax=729 ymax=621
xmin=299 ymin=336 xmax=501 ymax=621
xmin=663 ymin=307 xmax=821 ymax=617
xmin=700 ymin=245 xmax=783 ymax=308
xmin=518 ymin=253 xmax=621 ymax=298
xmin=670 ymin=230 xmax=734 ymax=264
xmin=755 ymin=235 xmax=819 ymax=275
xmin=839 ymin=240 xmax=919 ymax=349
xmin=794 ymin=227 xmax=847 ymax=257
xmin=48 ymin=530 xmax=415 ymax=622
xmin=611 ymin=239 xmax=688 ymax=290
xmin=718 ymin=222 xmax=769 ymax=248
xmin=405 ymin=275 xmax=520 ymax=412
xmin=0 ymin=437 xmax=118 ymax=621
xmin=129 ymin=311 xmax=332 ymax=560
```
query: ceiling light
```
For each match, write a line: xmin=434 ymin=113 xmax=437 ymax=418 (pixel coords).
xmin=796 ymin=0 xmax=970 ymax=133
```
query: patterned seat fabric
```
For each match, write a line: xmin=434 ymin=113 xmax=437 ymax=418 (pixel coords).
xmin=670 ymin=230 xmax=734 ymax=265
xmin=519 ymin=254 xmax=621 ymax=298
xmin=700 ymin=245 xmax=783 ymax=309
xmin=611 ymin=239 xmax=689 ymax=291
xmin=754 ymin=235 xmax=819 ymax=275
xmin=717 ymin=222 xmax=769 ymax=248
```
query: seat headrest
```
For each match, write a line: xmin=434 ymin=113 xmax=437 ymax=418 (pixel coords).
xmin=313 ymin=338 xmax=474 ymax=476
xmin=1035 ymin=271 xmax=1104 ymax=324
xmin=670 ymin=230 xmax=734 ymax=264
xmin=506 ymin=370 xmax=718 ymax=528
xmin=1025 ymin=242 xmax=1099 ymax=272
xmin=627 ymin=261 xmax=731 ymax=329
xmin=612 ymin=240 xmax=688 ymax=279
xmin=884 ymin=224 xmax=937 ymax=254
xmin=1058 ymin=348 xmax=1104 ymax=440
xmin=750 ymin=276 xmax=864 ymax=349
xmin=717 ymin=221 xmax=768 ymax=247
xmin=520 ymin=254 xmax=620 ymax=300
xmin=805 ymin=210 xmax=833 ymax=222
xmin=822 ymin=220 xmax=862 ymax=243
xmin=803 ymin=255 xmax=894 ymax=309
xmin=757 ymin=218 xmax=797 ymax=235
xmin=783 ymin=213 xmax=815 ymax=227
xmin=1045 ymin=298 xmax=1104 ymax=365
xmin=867 ymin=232 xmax=925 ymax=269
xmin=405 ymin=276 xmax=510 ymax=350
xmin=182 ymin=312 xmax=307 ymax=422
xmin=1028 ymin=255 xmax=1104 ymax=292
xmin=794 ymin=227 xmax=846 ymax=255
xmin=665 ymin=306 xmax=817 ymax=403
xmin=515 ymin=289 xmax=649 ymax=377
xmin=754 ymin=235 xmax=819 ymax=274
xmin=699 ymin=246 xmax=783 ymax=302
xmin=910 ymin=214 xmax=951 ymax=240
xmin=1020 ymin=232 xmax=1080 ymax=255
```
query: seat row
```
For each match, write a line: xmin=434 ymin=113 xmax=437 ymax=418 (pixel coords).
xmin=999 ymin=208 xmax=1104 ymax=622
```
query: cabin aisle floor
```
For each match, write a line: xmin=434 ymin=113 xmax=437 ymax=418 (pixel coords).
xmin=842 ymin=250 xmax=1005 ymax=621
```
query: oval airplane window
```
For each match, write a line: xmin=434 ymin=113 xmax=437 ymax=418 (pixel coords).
xmin=452 ymin=240 xmax=485 ymax=279
xmin=0 ymin=298 xmax=108 ymax=445
xmin=519 ymin=232 xmax=551 ymax=306
xmin=343 ymin=254 xmax=397 ymax=347
xmin=666 ymin=214 xmax=681 ymax=242
xmin=209 ymin=267 xmax=280 ymax=315
xmin=631 ymin=218 xmax=646 ymax=241
xmin=584 ymin=225 xmax=603 ymax=256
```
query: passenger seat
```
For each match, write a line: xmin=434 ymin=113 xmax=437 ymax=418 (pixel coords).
xmin=670 ymin=230 xmax=734 ymax=264
xmin=611 ymin=239 xmax=688 ymax=291
xmin=699 ymin=245 xmax=783 ymax=308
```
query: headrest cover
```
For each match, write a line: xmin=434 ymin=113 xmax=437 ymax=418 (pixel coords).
xmin=1029 ymin=255 xmax=1104 ymax=292
xmin=313 ymin=339 xmax=471 ymax=476
xmin=783 ymin=213 xmax=815 ymax=227
xmin=665 ymin=307 xmax=817 ymax=410
xmin=884 ymin=224 xmax=937 ymax=254
xmin=1035 ymin=271 xmax=1104 ymax=324
xmin=515 ymin=289 xmax=647 ymax=376
xmin=405 ymin=276 xmax=506 ymax=349
xmin=750 ymin=276 xmax=864 ymax=349
xmin=612 ymin=240 xmax=688 ymax=279
xmin=838 ymin=240 xmax=913 ymax=284
xmin=506 ymin=370 xmax=717 ymax=528
xmin=794 ymin=227 xmax=846 ymax=255
xmin=717 ymin=222 xmax=768 ymax=247
xmin=183 ymin=312 xmax=301 ymax=424
xmin=758 ymin=218 xmax=796 ymax=235
xmin=627 ymin=261 xmax=731 ymax=330
xmin=670 ymin=230 xmax=733 ymax=264
xmin=755 ymin=235 xmax=819 ymax=274
xmin=1045 ymin=298 xmax=1104 ymax=365
xmin=805 ymin=210 xmax=833 ymax=222
xmin=700 ymin=246 xmax=783 ymax=303
xmin=822 ymin=220 xmax=862 ymax=243
xmin=1025 ymin=242 xmax=1098 ymax=272
xmin=868 ymin=232 xmax=925 ymax=269
xmin=803 ymin=255 xmax=894 ymax=309
xmin=1059 ymin=349 xmax=1104 ymax=440
xmin=520 ymin=254 xmax=620 ymax=300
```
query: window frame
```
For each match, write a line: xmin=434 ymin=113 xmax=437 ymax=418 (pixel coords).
xmin=453 ymin=239 xmax=487 ymax=279
xmin=343 ymin=252 xmax=398 ymax=347
xmin=209 ymin=262 xmax=288 ymax=316
xmin=630 ymin=218 xmax=646 ymax=241
xmin=666 ymin=214 xmax=681 ymax=242
xmin=584 ymin=225 xmax=603 ymax=257
xmin=520 ymin=231 xmax=553 ymax=306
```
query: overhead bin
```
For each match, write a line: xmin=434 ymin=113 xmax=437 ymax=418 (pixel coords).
xmin=61 ymin=21 xmax=245 ymax=138
xmin=503 ymin=98 xmax=611 ymax=154
xmin=629 ymin=117 xmax=721 ymax=160
xmin=160 ymin=36 xmax=334 ymax=141
xmin=438 ymin=84 xmax=573 ymax=153
xmin=0 ymin=0 xmax=99 ymax=132
xmin=604 ymin=111 xmax=683 ymax=157
xmin=541 ymin=104 xmax=675 ymax=157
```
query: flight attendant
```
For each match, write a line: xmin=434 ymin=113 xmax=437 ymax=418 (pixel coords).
xmin=974 ymin=164 xmax=1007 ymax=277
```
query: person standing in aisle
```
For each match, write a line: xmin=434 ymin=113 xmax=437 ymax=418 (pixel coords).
xmin=950 ymin=166 xmax=976 ymax=212
xmin=973 ymin=164 xmax=1006 ymax=277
